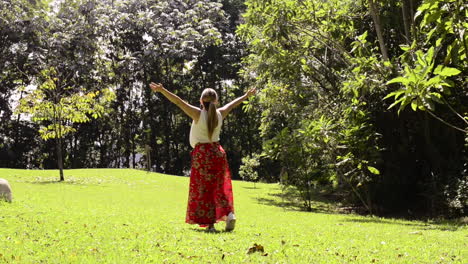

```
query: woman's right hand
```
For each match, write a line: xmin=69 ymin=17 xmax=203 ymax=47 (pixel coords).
xmin=150 ymin=82 xmax=164 ymax=93
xmin=246 ymin=87 xmax=256 ymax=98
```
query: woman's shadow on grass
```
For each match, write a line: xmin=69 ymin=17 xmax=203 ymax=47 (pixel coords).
xmin=190 ymin=228 xmax=234 ymax=234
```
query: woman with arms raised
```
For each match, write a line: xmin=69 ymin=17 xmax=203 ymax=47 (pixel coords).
xmin=149 ymin=82 xmax=256 ymax=232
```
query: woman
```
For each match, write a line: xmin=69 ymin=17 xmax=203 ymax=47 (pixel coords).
xmin=149 ymin=82 xmax=256 ymax=232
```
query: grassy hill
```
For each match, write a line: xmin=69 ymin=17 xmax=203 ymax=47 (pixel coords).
xmin=0 ymin=168 xmax=466 ymax=263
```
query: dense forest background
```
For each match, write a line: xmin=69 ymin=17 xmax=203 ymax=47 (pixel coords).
xmin=1 ymin=0 xmax=466 ymax=218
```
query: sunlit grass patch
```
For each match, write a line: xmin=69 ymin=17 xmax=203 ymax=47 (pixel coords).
xmin=0 ymin=168 xmax=466 ymax=263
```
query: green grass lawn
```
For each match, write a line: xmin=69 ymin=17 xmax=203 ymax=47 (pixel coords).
xmin=0 ymin=168 xmax=466 ymax=263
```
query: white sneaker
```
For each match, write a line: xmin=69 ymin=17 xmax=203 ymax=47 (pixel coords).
xmin=225 ymin=212 xmax=236 ymax=232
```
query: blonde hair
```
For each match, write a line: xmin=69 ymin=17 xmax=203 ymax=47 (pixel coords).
xmin=200 ymin=88 xmax=218 ymax=140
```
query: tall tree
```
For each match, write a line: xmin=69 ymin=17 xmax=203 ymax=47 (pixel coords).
xmin=16 ymin=68 xmax=115 ymax=181
xmin=0 ymin=0 xmax=50 ymax=168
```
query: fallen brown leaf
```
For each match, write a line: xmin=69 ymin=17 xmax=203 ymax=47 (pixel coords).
xmin=247 ymin=243 xmax=265 ymax=254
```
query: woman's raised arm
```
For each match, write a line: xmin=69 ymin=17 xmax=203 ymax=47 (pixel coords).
xmin=218 ymin=88 xmax=256 ymax=119
xmin=150 ymin=82 xmax=200 ymax=121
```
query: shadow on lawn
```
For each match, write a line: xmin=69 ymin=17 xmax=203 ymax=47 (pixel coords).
xmin=242 ymin=186 xmax=261 ymax=190
xmin=27 ymin=179 xmax=98 ymax=186
xmin=341 ymin=217 xmax=466 ymax=231
xmin=254 ymin=187 xmax=467 ymax=231
xmin=254 ymin=186 xmax=338 ymax=214
xmin=30 ymin=180 xmax=80 ymax=185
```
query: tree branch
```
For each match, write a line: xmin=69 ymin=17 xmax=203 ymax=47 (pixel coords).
xmin=427 ymin=110 xmax=468 ymax=134
xmin=441 ymin=96 xmax=468 ymax=126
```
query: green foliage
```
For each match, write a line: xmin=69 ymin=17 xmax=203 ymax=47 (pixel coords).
xmin=239 ymin=153 xmax=261 ymax=184
xmin=385 ymin=0 xmax=467 ymax=127
xmin=385 ymin=47 xmax=461 ymax=114
xmin=0 ymin=0 xmax=50 ymax=168
xmin=381 ymin=0 xmax=467 ymax=216
xmin=1 ymin=0 xmax=261 ymax=176
xmin=262 ymin=115 xmax=339 ymax=211
xmin=239 ymin=0 xmax=384 ymax=212
xmin=240 ymin=0 xmax=467 ymax=217
xmin=16 ymin=67 xmax=115 ymax=141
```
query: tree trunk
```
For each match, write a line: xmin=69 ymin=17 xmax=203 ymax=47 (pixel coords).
xmin=16 ymin=90 xmax=23 ymax=124
xmin=408 ymin=0 xmax=415 ymax=23
xmin=57 ymin=137 xmax=64 ymax=181
xmin=132 ymin=130 xmax=136 ymax=168
xmin=53 ymin=98 xmax=64 ymax=181
xmin=368 ymin=0 xmax=389 ymax=61
xmin=422 ymin=113 xmax=442 ymax=217
xmin=145 ymin=144 xmax=151 ymax=172
xmin=401 ymin=0 xmax=411 ymax=44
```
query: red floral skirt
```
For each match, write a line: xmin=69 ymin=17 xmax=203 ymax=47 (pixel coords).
xmin=186 ymin=142 xmax=234 ymax=226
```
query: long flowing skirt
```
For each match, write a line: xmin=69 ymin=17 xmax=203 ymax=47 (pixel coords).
xmin=186 ymin=142 xmax=234 ymax=226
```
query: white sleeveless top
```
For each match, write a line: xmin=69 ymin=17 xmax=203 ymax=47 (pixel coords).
xmin=189 ymin=110 xmax=223 ymax=148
